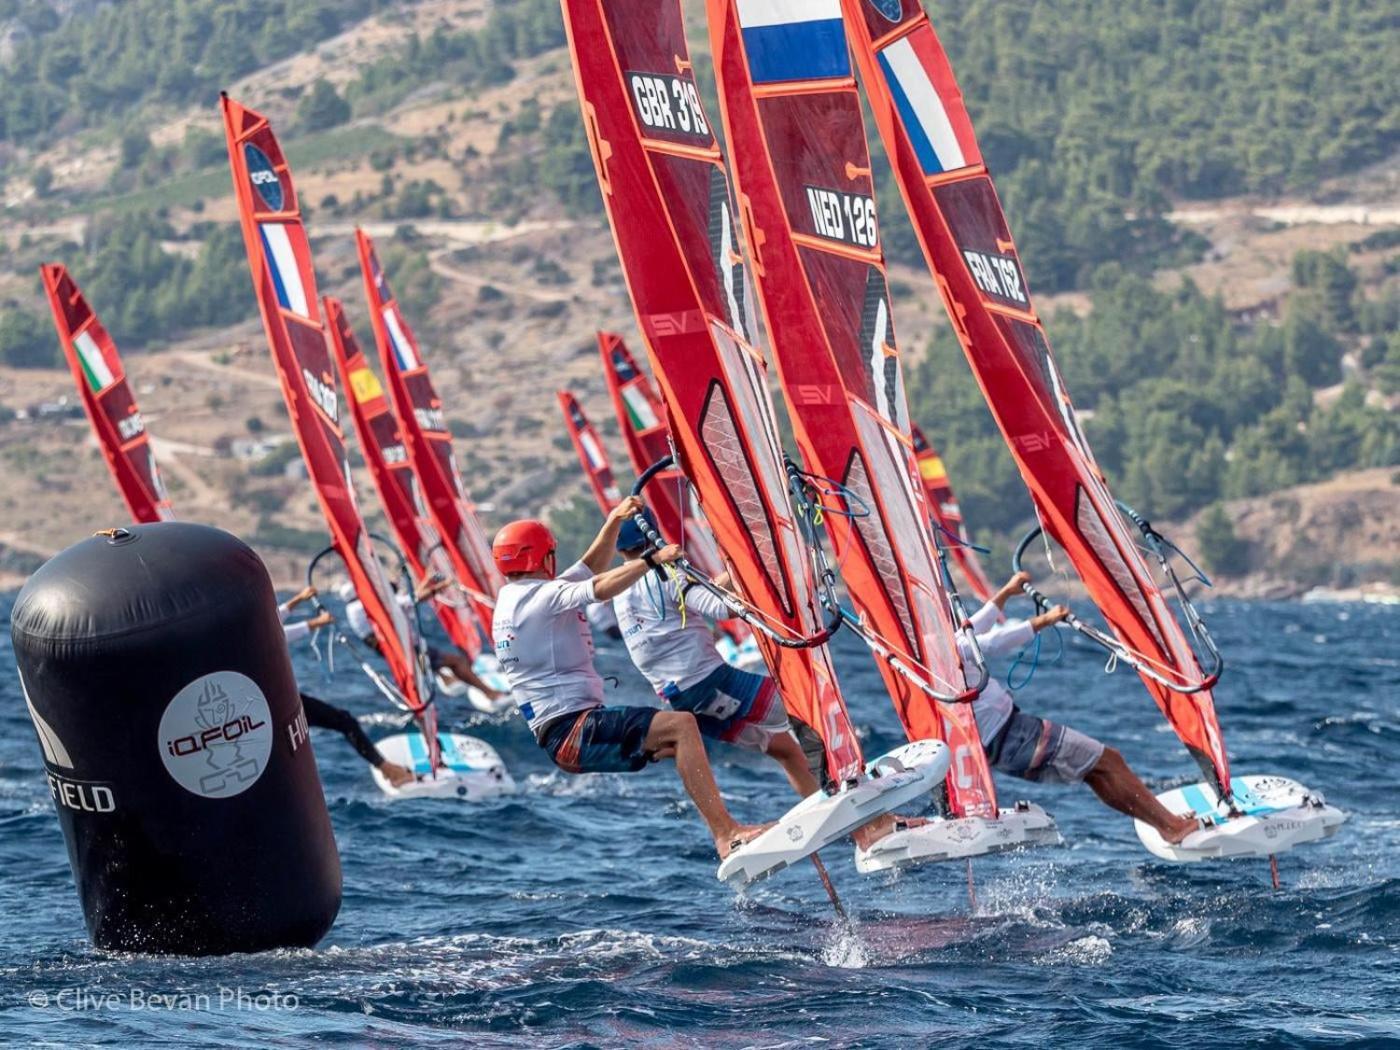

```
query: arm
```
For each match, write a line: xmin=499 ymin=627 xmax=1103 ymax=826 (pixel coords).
xmin=580 ymin=495 xmax=645 ymax=574
xmin=283 ymin=610 xmax=333 ymax=645
xmin=278 ymin=585 xmax=317 ymax=622
xmin=592 ymin=545 xmax=682 ymax=603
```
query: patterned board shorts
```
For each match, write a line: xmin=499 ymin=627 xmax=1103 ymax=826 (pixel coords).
xmin=537 ymin=706 xmax=659 ymax=774
xmin=661 ymin=663 xmax=791 ymax=753
xmin=986 ymin=706 xmax=1105 ymax=784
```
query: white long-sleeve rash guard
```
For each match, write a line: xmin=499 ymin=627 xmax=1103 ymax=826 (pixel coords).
xmin=612 ymin=571 xmax=730 ymax=694
xmin=492 ymin=560 xmax=605 ymax=733
xmin=957 ymin=599 xmax=1036 ymax=742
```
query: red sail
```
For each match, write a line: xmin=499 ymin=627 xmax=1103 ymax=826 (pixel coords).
xmin=557 ymin=390 xmax=622 ymax=512
xmin=910 ymin=423 xmax=994 ymax=604
xmin=355 ymin=229 xmax=501 ymax=641
xmin=42 ymin=263 xmax=174 ymax=525
xmin=327 ymin=297 xmax=483 ymax=660
xmin=708 ymin=0 xmax=995 ymax=817
xmin=842 ymin=1 xmax=1230 ymax=793
xmin=598 ymin=331 xmax=727 ymax=578
xmin=221 ymin=95 xmax=437 ymax=754
xmin=562 ymin=0 xmax=863 ymax=780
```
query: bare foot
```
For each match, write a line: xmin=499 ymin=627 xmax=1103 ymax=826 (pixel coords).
xmin=1160 ymin=812 xmax=1203 ymax=844
xmin=716 ymin=821 xmax=775 ymax=859
xmin=851 ymin=812 xmax=929 ymax=850
xmin=380 ymin=761 xmax=416 ymax=788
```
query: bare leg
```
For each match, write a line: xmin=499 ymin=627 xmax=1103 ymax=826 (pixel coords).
xmin=765 ymin=733 xmax=821 ymax=797
xmin=646 ymin=711 xmax=771 ymax=857
xmin=1084 ymin=747 xmax=1199 ymax=843
xmin=436 ymin=651 xmax=499 ymax=697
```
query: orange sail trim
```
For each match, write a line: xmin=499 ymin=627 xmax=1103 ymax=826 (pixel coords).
xmin=355 ymin=229 xmax=501 ymax=643
xmin=841 ymin=0 xmax=1229 ymax=793
xmin=220 ymin=95 xmax=437 ymax=760
xmin=557 ymin=390 xmax=622 ymax=512
xmin=910 ymin=423 xmax=994 ymax=604
xmin=707 ymin=0 xmax=995 ymax=817
xmin=41 ymin=263 xmax=174 ymax=525
xmin=562 ymin=0 xmax=862 ymax=781
xmin=327 ymin=297 xmax=483 ymax=661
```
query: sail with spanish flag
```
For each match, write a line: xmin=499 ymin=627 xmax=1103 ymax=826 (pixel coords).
xmin=910 ymin=423 xmax=994 ymax=604
xmin=326 ymin=296 xmax=484 ymax=661
xmin=41 ymin=262 xmax=174 ymax=526
xmin=355 ymin=228 xmax=501 ymax=645
xmin=557 ymin=389 xmax=622 ymax=511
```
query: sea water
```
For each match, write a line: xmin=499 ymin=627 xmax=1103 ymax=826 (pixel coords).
xmin=0 ymin=596 xmax=1395 ymax=1047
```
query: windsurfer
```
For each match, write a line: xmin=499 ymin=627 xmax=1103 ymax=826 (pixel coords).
xmin=298 ymin=693 xmax=414 ymax=787
xmin=339 ymin=580 xmax=506 ymax=703
xmin=491 ymin=496 xmax=772 ymax=859
xmin=968 ymin=572 xmax=1200 ymax=844
xmin=613 ymin=509 xmax=922 ymax=848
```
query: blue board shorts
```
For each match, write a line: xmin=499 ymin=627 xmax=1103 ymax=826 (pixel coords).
xmin=537 ymin=706 xmax=659 ymax=774
xmin=985 ymin=706 xmax=1105 ymax=784
xmin=661 ymin=663 xmax=790 ymax=753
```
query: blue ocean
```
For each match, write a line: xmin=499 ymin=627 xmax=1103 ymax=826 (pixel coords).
xmin=0 ymin=595 xmax=1395 ymax=1047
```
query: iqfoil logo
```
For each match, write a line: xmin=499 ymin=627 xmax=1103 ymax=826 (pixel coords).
xmin=870 ymin=0 xmax=903 ymax=22
xmin=244 ymin=144 xmax=284 ymax=211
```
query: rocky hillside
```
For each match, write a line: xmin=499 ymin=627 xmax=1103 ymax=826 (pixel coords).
xmin=0 ymin=0 xmax=1397 ymax=595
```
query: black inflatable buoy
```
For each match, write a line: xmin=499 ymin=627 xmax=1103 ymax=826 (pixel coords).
xmin=10 ymin=523 xmax=341 ymax=954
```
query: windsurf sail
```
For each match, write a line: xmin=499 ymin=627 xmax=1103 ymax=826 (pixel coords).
xmin=557 ymin=389 xmax=622 ymax=511
xmin=562 ymin=0 xmax=863 ymax=781
xmin=326 ymin=296 xmax=484 ymax=660
xmin=355 ymin=228 xmax=502 ymax=642
xmin=840 ymin=1 xmax=1230 ymax=795
xmin=221 ymin=94 xmax=439 ymax=765
xmin=707 ymin=0 xmax=994 ymax=818
xmin=41 ymin=263 xmax=174 ymax=524
xmin=910 ymin=423 xmax=994 ymax=604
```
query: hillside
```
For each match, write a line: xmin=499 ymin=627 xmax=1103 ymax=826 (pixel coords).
xmin=0 ymin=0 xmax=1397 ymax=594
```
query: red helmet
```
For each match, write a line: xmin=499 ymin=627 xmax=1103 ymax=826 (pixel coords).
xmin=493 ymin=519 xmax=557 ymax=575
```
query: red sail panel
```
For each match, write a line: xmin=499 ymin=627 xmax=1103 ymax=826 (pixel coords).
xmin=598 ymin=331 xmax=725 ymax=577
xmin=327 ymin=297 xmax=483 ymax=660
xmin=910 ymin=422 xmax=994 ymax=604
xmin=356 ymin=228 xmax=501 ymax=641
xmin=599 ymin=332 xmax=755 ymax=650
xmin=42 ymin=263 xmax=174 ymax=525
xmin=708 ymin=0 xmax=995 ymax=818
xmin=842 ymin=1 xmax=1230 ymax=793
xmin=221 ymin=95 xmax=437 ymax=748
xmin=557 ymin=390 xmax=622 ymax=512
xmin=563 ymin=0 xmax=862 ymax=781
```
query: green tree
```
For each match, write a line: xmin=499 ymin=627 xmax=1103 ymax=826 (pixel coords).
xmin=30 ymin=165 xmax=53 ymax=198
xmin=0 ymin=308 xmax=57 ymax=369
xmin=297 ymin=79 xmax=351 ymax=131
xmin=1196 ymin=504 xmax=1248 ymax=577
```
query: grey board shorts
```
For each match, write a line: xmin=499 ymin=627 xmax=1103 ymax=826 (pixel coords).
xmin=985 ymin=706 xmax=1105 ymax=784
